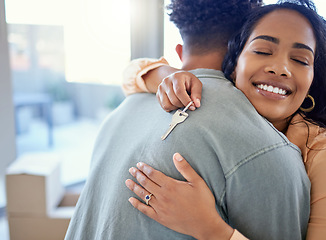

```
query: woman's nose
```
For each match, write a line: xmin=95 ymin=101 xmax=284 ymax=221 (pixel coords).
xmin=264 ymin=62 xmax=292 ymax=78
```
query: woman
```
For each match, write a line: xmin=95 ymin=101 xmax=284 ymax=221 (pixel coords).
xmin=125 ymin=1 xmax=326 ymax=239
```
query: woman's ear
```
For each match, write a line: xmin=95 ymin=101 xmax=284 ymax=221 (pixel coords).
xmin=175 ymin=44 xmax=183 ymax=61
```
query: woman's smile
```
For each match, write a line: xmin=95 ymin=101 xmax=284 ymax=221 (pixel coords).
xmin=234 ymin=9 xmax=315 ymax=131
xmin=256 ymin=84 xmax=287 ymax=96
xmin=253 ymin=80 xmax=292 ymax=98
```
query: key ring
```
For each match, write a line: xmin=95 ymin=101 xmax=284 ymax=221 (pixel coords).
xmin=182 ymin=101 xmax=194 ymax=113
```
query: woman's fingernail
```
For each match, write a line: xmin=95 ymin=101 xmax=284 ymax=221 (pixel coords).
xmin=137 ymin=162 xmax=144 ymax=168
xmin=189 ymin=105 xmax=196 ymax=111
xmin=125 ymin=179 xmax=131 ymax=187
xmin=129 ymin=167 xmax=136 ymax=174
xmin=195 ymin=99 xmax=201 ymax=108
xmin=174 ymin=153 xmax=183 ymax=162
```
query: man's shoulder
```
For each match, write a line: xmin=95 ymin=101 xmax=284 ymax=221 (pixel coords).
xmin=190 ymin=69 xmax=228 ymax=83
xmin=189 ymin=69 xmax=245 ymax=101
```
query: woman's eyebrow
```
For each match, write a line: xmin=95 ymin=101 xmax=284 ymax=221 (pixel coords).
xmin=251 ymin=35 xmax=314 ymax=54
xmin=251 ymin=35 xmax=279 ymax=44
xmin=292 ymin=42 xmax=314 ymax=54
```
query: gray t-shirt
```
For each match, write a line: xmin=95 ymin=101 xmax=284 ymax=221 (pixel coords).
xmin=65 ymin=69 xmax=310 ymax=240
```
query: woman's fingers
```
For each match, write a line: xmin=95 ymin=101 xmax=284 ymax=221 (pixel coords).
xmin=188 ymin=79 xmax=202 ymax=108
xmin=125 ymin=179 xmax=157 ymax=206
xmin=157 ymin=71 xmax=203 ymax=111
xmin=128 ymin=197 xmax=157 ymax=218
xmin=156 ymin=90 xmax=178 ymax=112
xmin=135 ymin=162 xmax=172 ymax=188
xmin=173 ymin=153 xmax=203 ymax=183
xmin=174 ymin=71 xmax=202 ymax=110
xmin=172 ymin=79 xmax=193 ymax=109
xmin=164 ymin=80 xmax=185 ymax=108
xmin=125 ymin=179 xmax=151 ymax=201
xmin=131 ymin=155 xmax=203 ymax=191
xmin=157 ymin=81 xmax=183 ymax=111
xmin=129 ymin=166 xmax=161 ymax=193
xmin=126 ymin=155 xmax=227 ymax=239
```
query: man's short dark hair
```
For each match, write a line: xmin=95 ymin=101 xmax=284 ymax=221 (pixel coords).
xmin=167 ymin=0 xmax=263 ymax=54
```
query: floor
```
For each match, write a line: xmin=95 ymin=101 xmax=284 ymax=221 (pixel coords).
xmin=0 ymin=117 xmax=101 ymax=240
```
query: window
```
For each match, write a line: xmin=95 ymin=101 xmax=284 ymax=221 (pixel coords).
xmin=5 ymin=0 xmax=130 ymax=85
xmin=5 ymin=0 xmax=127 ymax=186
xmin=164 ymin=0 xmax=182 ymax=68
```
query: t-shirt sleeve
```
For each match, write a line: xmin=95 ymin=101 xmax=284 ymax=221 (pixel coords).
xmin=122 ymin=57 xmax=169 ymax=96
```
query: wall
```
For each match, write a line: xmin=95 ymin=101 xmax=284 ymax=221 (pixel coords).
xmin=0 ymin=0 xmax=16 ymax=206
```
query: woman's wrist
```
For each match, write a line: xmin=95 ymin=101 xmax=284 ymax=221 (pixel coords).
xmin=196 ymin=214 xmax=234 ymax=240
xmin=143 ymin=65 xmax=180 ymax=93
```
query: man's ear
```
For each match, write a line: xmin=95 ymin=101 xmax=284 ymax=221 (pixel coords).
xmin=175 ymin=44 xmax=183 ymax=61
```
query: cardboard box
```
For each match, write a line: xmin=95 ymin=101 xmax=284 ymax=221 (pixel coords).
xmin=6 ymin=153 xmax=80 ymax=240
xmin=8 ymin=192 xmax=79 ymax=240
xmin=6 ymin=153 xmax=65 ymax=216
xmin=8 ymin=216 xmax=70 ymax=240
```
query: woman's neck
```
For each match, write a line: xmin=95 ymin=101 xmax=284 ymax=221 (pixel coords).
xmin=270 ymin=116 xmax=294 ymax=134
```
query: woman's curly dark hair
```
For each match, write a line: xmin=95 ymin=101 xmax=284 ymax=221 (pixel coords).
xmin=222 ymin=0 xmax=326 ymax=127
xmin=167 ymin=0 xmax=263 ymax=53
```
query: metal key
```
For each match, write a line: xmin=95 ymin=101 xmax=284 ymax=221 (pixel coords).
xmin=161 ymin=110 xmax=188 ymax=140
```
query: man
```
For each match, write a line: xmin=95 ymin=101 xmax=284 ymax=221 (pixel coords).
xmin=65 ymin=1 xmax=310 ymax=239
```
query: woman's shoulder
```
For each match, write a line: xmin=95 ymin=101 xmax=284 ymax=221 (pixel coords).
xmin=288 ymin=113 xmax=326 ymax=141
xmin=286 ymin=114 xmax=326 ymax=164
xmin=307 ymin=125 xmax=326 ymax=166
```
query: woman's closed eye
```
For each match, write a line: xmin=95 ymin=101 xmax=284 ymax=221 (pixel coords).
xmin=253 ymin=49 xmax=310 ymax=66
xmin=254 ymin=50 xmax=272 ymax=55
xmin=291 ymin=58 xmax=309 ymax=66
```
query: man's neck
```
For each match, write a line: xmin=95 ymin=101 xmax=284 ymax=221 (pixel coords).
xmin=181 ymin=50 xmax=226 ymax=71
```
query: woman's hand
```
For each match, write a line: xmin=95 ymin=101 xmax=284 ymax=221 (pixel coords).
xmin=156 ymin=71 xmax=203 ymax=112
xmin=125 ymin=153 xmax=234 ymax=240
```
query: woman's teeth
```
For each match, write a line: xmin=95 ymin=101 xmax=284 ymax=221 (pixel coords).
xmin=257 ymin=84 xmax=287 ymax=95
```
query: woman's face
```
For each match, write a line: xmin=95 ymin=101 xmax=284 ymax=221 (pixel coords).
xmin=234 ymin=9 xmax=316 ymax=132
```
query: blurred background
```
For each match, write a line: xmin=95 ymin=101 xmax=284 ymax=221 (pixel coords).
xmin=0 ymin=0 xmax=182 ymax=207
xmin=1 ymin=0 xmax=326 ymax=239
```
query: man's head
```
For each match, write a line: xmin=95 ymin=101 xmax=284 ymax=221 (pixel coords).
xmin=167 ymin=0 xmax=263 ymax=55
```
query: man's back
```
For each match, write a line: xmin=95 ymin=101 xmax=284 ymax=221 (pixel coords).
xmin=65 ymin=69 xmax=310 ymax=240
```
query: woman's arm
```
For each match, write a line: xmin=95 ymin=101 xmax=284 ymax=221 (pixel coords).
xmin=122 ymin=57 xmax=170 ymax=95
xmin=143 ymin=64 xmax=180 ymax=94
xmin=122 ymin=57 xmax=202 ymax=111
xmin=125 ymin=153 xmax=247 ymax=240
xmin=305 ymin=138 xmax=326 ymax=239
xmin=286 ymin=116 xmax=326 ymax=239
